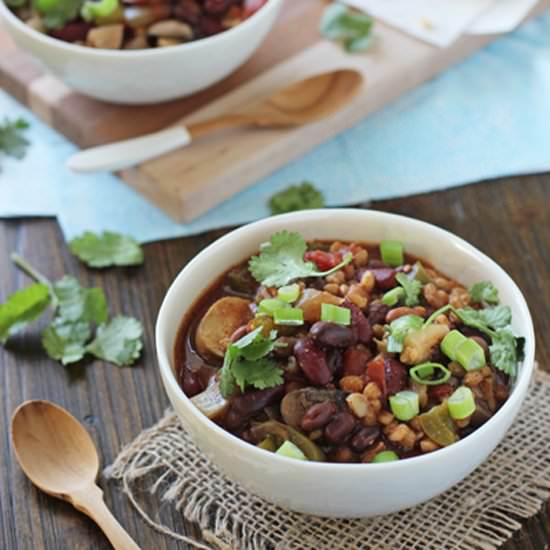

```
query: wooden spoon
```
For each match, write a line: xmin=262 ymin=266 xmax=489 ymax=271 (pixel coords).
xmin=11 ymin=400 xmax=140 ymax=550
xmin=67 ymin=69 xmax=363 ymax=173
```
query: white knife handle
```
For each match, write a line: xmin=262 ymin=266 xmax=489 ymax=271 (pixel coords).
xmin=66 ymin=126 xmax=192 ymax=173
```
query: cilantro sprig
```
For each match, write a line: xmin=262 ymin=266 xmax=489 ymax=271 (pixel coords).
xmin=249 ymin=231 xmax=353 ymax=288
xmin=220 ymin=327 xmax=284 ymax=398
xmin=425 ymin=297 xmax=523 ymax=376
xmin=69 ymin=231 xmax=144 ymax=268
xmin=469 ymin=281 xmax=499 ymax=305
xmin=0 ymin=253 xmax=142 ymax=367
xmin=0 ymin=118 xmax=30 ymax=170
xmin=268 ymin=182 xmax=325 ymax=215
xmin=395 ymin=272 xmax=422 ymax=307
xmin=320 ymin=3 xmax=374 ymax=53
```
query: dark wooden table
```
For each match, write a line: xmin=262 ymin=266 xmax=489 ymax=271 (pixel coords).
xmin=1 ymin=174 xmax=549 ymax=549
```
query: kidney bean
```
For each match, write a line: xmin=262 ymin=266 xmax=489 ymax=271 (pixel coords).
xmin=345 ymin=303 xmax=373 ymax=344
xmin=272 ymin=336 xmax=297 ymax=359
xmin=225 ymin=386 xmax=284 ymax=430
xmin=301 ymin=402 xmax=338 ymax=432
xmin=326 ymin=348 xmax=344 ymax=377
xmin=367 ymin=302 xmax=390 ymax=325
xmin=294 ymin=338 xmax=332 ymax=386
xmin=310 ymin=321 xmax=356 ymax=347
xmin=384 ymin=358 xmax=408 ymax=396
xmin=181 ymin=368 xmax=205 ymax=397
xmin=324 ymin=411 xmax=356 ymax=444
xmin=343 ymin=346 xmax=371 ymax=376
xmin=204 ymin=0 xmax=232 ymax=15
xmin=51 ymin=22 xmax=92 ymax=43
xmin=173 ymin=0 xmax=201 ymax=24
xmin=350 ymin=426 xmax=380 ymax=453
xmin=199 ymin=15 xmax=223 ymax=35
xmin=370 ymin=268 xmax=397 ymax=290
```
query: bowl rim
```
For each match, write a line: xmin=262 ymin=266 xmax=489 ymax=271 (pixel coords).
xmin=0 ymin=0 xmax=282 ymax=58
xmin=156 ymin=208 xmax=536 ymax=471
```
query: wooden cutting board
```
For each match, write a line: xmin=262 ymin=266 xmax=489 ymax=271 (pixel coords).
xmin=1 ymin=0 xmax=547 ymax=222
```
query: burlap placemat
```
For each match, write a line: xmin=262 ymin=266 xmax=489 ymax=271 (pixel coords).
xmin=105 ymin=369 xmax=550 ymax=550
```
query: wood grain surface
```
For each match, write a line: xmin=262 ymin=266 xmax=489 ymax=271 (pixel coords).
xmin=1 ymin=174 xmax=550 ymax=549
xmin=3 ymin=0 xmax=547 ymax=223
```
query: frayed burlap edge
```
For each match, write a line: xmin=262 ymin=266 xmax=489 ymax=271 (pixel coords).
xmin=105 ymin=368 xmax=550 ymax=550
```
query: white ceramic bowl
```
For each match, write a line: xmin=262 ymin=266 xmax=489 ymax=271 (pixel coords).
xmin=0 ymin=0 xmax=283 ymax=104
xmin=156 ymin=209 xmax=535 ymax=518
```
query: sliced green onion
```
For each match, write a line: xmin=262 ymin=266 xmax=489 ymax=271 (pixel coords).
xmin=380 ymin=240 xmax=404 ymax=267
xmin=441 ymin=329 xmax=467 ymax=360
xmin=410 ymin=362 xmax=451 ymax=386
xmin=372 ymin=450 xmax=399 ymax=463
xmin=81 ymin=0 xmax=118 ymax=21
xmin=413 ymin=261 xmax=432 ymax=284
xmin=390 ymin=314 xmax=424 ymax=332
xmin=389 ymin=390 xmax=419 ymax=421
xmin=382 ymin=287 xmax=405 ymax=306
xmin=321 ymin=303 xmax=351 ymax=325
xmin=275 ymin=440 xmax=307 ymax=461
xmin=277 ymin=283 xmax=301 ymax=303
xmin=455 ymin=338 xmax=486 ymax=371
xmin=274 ymin=307 xmax=304 ymax=326
xmin=258 ymin=298 xmax=289 ymax=316
xmin=448 ymin=386 xmax=476 ymax=420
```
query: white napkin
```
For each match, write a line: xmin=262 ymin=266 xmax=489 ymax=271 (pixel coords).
xmin=342 ymin=0 xmax=541 ymax=46
xmin=342 ymin=0 xmax=494 ymax=47
xmin=468 ymin=0 xmax=540 ymax=34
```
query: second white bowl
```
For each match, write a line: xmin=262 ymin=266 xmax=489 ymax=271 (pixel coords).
xmin=0 ymin=0 xmax=283 ymax=103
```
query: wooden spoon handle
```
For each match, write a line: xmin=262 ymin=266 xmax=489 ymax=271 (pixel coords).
xmin=187 ymin=113 xmax=254 ymax=139
xmin=71 ymin=485 xmax=140 ymax=550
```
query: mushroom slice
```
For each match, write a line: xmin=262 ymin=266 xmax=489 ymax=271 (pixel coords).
xmin=281 ymin=388 xmax=346 ymax=428
xmin=86 ymin=24 xmax=124 ymax=49
xmin=191 ymin=380 xmax=228 ymax=419
xmin=148 ymin=19 xmax=193 ymax=40
xmin=195 ymin=296 xmax=253 ymax=359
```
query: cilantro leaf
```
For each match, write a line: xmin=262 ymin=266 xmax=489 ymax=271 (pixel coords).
xmin=35 ymin=0 xmax=83 ymax=29
xmin=489 ymin=329 xmax=521 ymax=376
xmin=320 ymin=3 xmax=374 ymax=53
xmin=395 ymin=273 xmax=422 ymax=307
xmin=268 ymin=182 xmax=325 ymax=215
xmin=86 ymin=316 xmax=143 ymax=366
xmin=249 ymin=231 xmax=352 ymax=288
xmin=42 ymin=319 xmax=91 ymax=365
xmin=0 ymin=118 xmax=30 ymax=168
xmin=219 ymin=328 xmax=283 ymax=398
xmin=231 ymin=357 xmax=284 ymax=392
xmin=220 ymin=355 xmax=237 ymax=397
xmin=53 ymin=276 xmax=108 ymax=324
xmin=69 ymin=231 xmax=144 ymax=268
xmin=455 ymin=305 xmax=520 ymax=376
xmin=470 ymin=281 xmax=499 ymax=305
xmin=0 ymin=283 xmax=51 ymax=344
xmin=456 ymin=305 xmax=512 ymax=332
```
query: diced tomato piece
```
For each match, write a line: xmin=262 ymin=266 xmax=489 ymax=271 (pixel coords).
xmin=304 ymin=250 xmax=340 ymax=271
xmin=429 ymin=383 xmax=454 ymax=403
xmin=366 ymin=355 xmax=386 ymax=395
